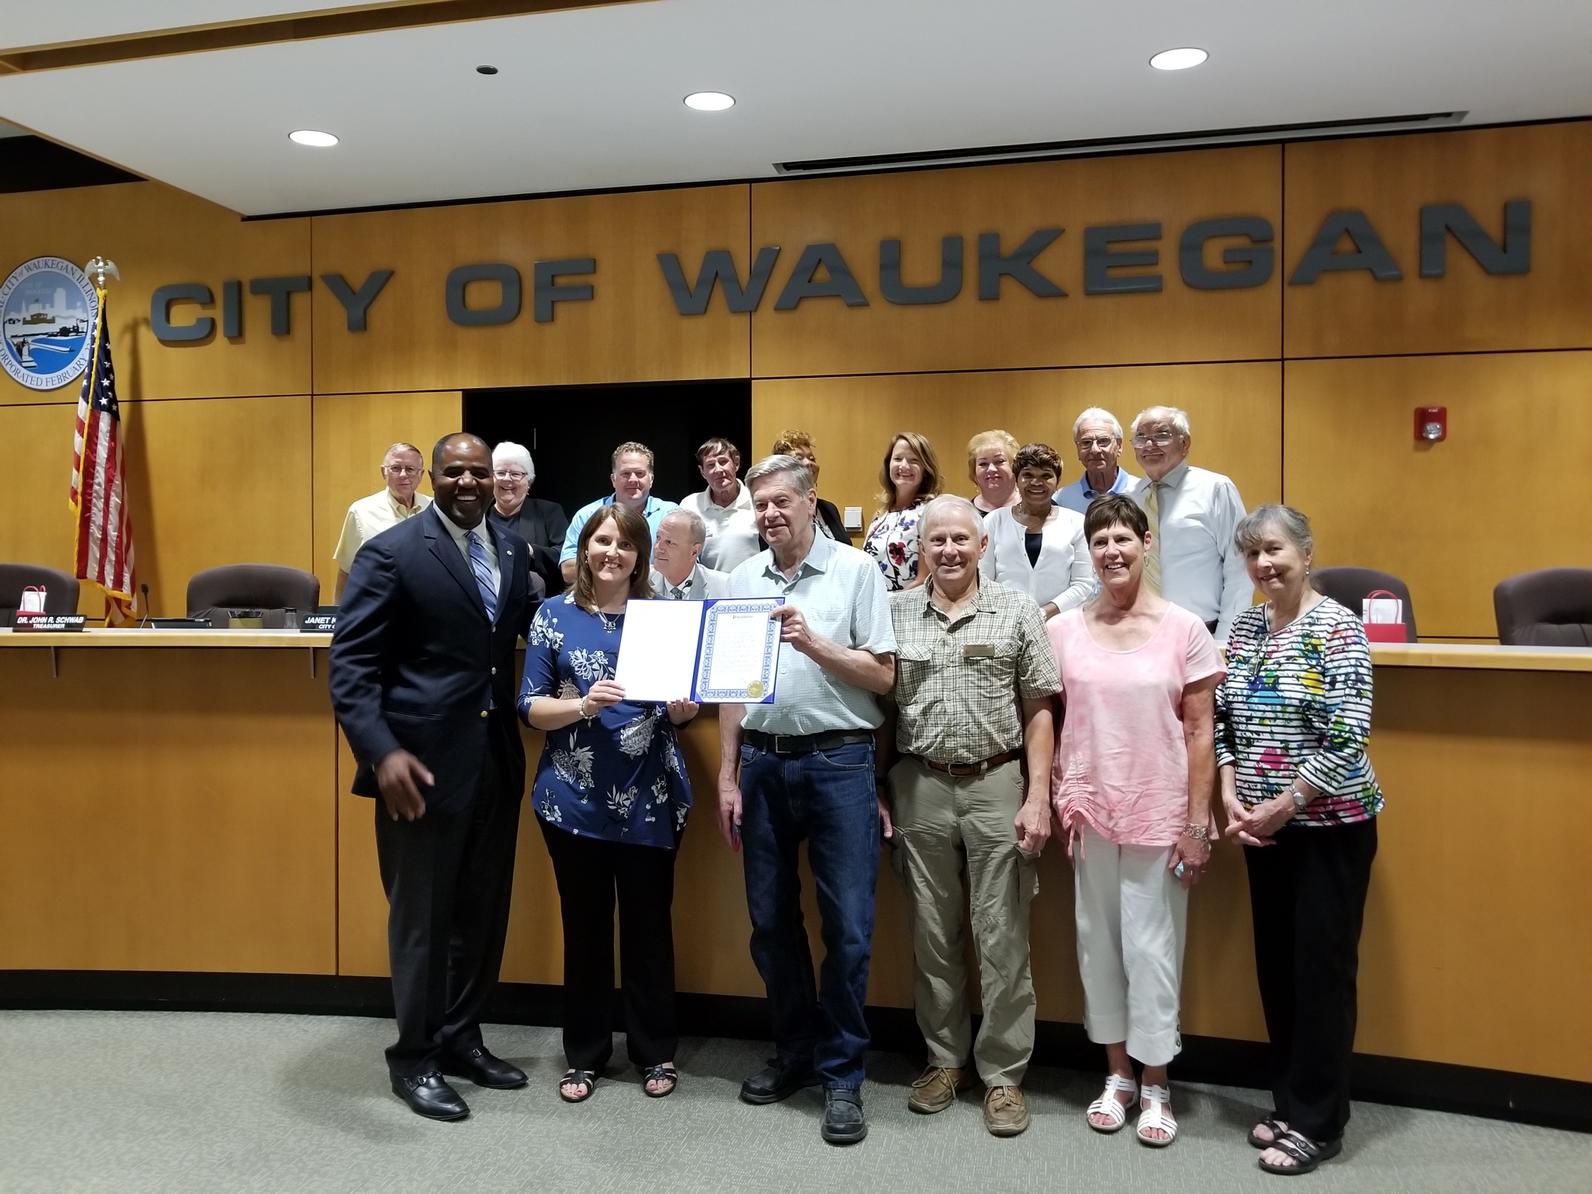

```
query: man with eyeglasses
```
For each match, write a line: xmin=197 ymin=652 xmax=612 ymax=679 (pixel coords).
xmin=1128 ymin=405 xmax=1250 ymax=642
xmin=1054 ymin=407 xmax=1139 ymax=514
xmin=485 ymin=441 xmax=569 ymax=595
xmin=332 ymin=442 xmax=433 ymax=601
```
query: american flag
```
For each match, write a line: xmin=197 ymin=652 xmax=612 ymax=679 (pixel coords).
xmin=69 ymin=292 xmax=136 ymax=622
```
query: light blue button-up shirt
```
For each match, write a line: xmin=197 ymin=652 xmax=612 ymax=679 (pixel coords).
xmin=1053 ymin=467 xmax=1139 ymax=514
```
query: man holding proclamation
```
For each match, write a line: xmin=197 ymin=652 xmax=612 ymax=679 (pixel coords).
xmin=880 ymin=495 xmax=1058 ymax=1137
xmin=330 ymin=433 xmax=540 ymax=1122
xmin=719 ymin=454 xmax=897 ymax=1146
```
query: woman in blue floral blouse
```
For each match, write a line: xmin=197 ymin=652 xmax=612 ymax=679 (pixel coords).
xmin=519 ymin=502 xmax=697 ymax=1103
xmin=1215 ymin=505 xmax=1384 ymax=1177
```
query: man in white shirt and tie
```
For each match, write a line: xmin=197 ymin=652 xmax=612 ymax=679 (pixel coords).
xmin=1129 ymin=406 xmax=1251 ymax=641
xmin=650 ymin=509 xmax=729 ymax=600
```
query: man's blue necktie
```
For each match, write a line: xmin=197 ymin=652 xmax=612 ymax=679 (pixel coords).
xmin=465 ymin=529 xmax=498 ymax=622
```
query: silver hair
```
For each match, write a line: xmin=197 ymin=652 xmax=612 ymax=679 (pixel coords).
xmin=383 ymin=441 xmax=422 ymax=461
xmin=661 ymin=507 xmax=707 ymax=548
xmin=917 ymin=494 xmax=985 ymax=543
xmin=492 ymin=440 xmax=535 ymax=485
xmin=1130 ymin=405 xmax=1192 ymax=440
xmin=744 ymin=453 xmax=815 ymax=495
xmin=1234 ymin=503 xmax=1315 ymax=556
xmin=1071 ymin=407 xmax=1124 ymax=442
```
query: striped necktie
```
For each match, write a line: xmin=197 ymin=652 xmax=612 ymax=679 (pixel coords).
xmin=465 ymin=529 xmax=498 ymax=622
xmin=1142 ymin=482 xmax=1164 ymax=595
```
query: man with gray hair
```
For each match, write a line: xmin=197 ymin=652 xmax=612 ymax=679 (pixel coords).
xmin=650 ymin=508 xmax=729 ymax=599
xmin=1055 ymin=407 xmax=1138 ymax=514
xmin=332 ymin=441 xmax=432 ymax=601
xmin=880 ymin=494 xmax=1058 ymax=1137
xmin=1129 ymin=405 xmax=1250 ymax=641
xmin=486 ymin=440 xmax=568 ymax=595
xmin=719 ymin=454 xmax=897 ymax=1146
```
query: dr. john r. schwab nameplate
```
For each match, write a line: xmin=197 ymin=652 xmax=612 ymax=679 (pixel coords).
xmin=613 ymin=597 xmax=783 ymax=704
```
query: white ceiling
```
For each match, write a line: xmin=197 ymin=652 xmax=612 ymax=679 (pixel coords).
xmin=1 ymin=0 xmax=1589 ymax=216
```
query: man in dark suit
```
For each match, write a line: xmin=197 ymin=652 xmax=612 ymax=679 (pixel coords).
xmin=487 ymin=440 xmax=569 ymax=596
xmin=330 ymin=432 xmax=544 ymax=1121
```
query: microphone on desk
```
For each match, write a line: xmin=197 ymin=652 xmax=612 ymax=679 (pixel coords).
xmin=138 ymin=582 xmax=152 ymax=629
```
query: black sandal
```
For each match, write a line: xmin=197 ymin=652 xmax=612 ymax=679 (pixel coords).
xmin=1248 ymin=1114 xmax=1288 ymax=1149
xmin=641 ymin=1063 xmax=678 ymax=1098
xmin=558 ymin=1068 xmax=596 ymax=1103
xmin=1258 ymin=1129 xmax=1342 ymax=1175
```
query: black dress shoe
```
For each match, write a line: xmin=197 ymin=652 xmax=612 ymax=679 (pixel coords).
xmin=821 ymin=1087 xmax=868 ymax=1145
xmin=740 ymin=1057 xmax=820 ymax=1105
xmin=442 ymin=1045 xmax=528 ymax=1089
xmin=390 ymin=1072 xmax=470 ymax=1121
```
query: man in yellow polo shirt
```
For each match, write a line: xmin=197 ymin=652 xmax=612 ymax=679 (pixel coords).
xmin=333 ymin=442 xmax=432 ymax=600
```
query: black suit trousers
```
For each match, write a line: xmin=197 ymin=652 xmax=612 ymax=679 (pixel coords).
xmin=375 ymin=715 xmax=522 ymax=1078
xmin=538 ymin=819 xmax=679 ymax=1072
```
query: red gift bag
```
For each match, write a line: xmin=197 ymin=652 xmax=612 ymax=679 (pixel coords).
xmin=1361 ymin=589 xmax=1407 ymax=643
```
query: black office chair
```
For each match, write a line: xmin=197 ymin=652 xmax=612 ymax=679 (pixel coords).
xmin=1312 ymin=566 xmax=1418 ymax=642
xmin=1493 ymin=568 xmax=1592 ymax=647
xmin=0 ymin=563 xmax=81 ymax=627
xmin=186 ymin=565 xmax=320 ymax=626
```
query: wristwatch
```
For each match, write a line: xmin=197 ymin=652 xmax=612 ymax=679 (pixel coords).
xmin=1288 ymin=787 xmax=1310 ymax=813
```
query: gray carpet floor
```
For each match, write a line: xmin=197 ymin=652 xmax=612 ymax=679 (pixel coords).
xmin=0 ymin=1011 xmax=1586 ymax=1192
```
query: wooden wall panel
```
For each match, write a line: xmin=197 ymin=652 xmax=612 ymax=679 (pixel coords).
xmin=0 ymin=402 xmax=93 ymax=612
xmin=310 ymin=391 xmax=460 ymax=597
xmin=0 ymin=646 xmax=336 ymax=974
xmin=1284 ymin=352 xmax=1592 ymax=639
xmin=1283 ymin=122 xmax=1592 ymax=358
xmin=750 ymin=146 xmax=1281 ymax=377
xmin=0 ymin=181 xmax=311 ymax=405
xmin=752 ymin=363 xmax=1283 ymax=526
xmin=126 ymin=396 xmax=315 ymax=617
xmin=309 ymin=185 xmax=751 ymax=394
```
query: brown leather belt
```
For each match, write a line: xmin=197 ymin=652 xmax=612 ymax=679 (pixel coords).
xmin=914 ymin=749 xmax=1022 ymax=778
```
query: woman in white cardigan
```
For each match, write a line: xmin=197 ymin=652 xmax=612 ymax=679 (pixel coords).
xmin=981 ymin=442 xmax=1095 ymax=619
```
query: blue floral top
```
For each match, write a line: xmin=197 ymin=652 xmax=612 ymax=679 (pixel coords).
xmin=518 ymin=595 xmax=692 ymax=849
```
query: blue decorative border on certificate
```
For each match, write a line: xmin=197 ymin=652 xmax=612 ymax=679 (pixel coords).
xmin=695 ymin=598 xmax=782 ymax=703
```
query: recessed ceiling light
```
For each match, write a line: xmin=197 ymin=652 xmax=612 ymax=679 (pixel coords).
xmin=683 ymin=91 xmax=735 ymax=112
xmin=288 ymin=129 xmax=339 ymax=147
xmin=1149 ymin=47 xmax=1208 ymax=71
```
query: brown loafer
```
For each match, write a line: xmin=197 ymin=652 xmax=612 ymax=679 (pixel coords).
xmin=908 ymin=1065 xmax=974 ymax=1114
xmin=983 ymin=1085 xmax=1031 ymax=1137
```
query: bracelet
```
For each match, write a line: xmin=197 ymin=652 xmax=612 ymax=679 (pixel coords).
xmin=578 ymin=695 xmax=592 ymax=719
xmin=1181 ymin=823 xmax=1211 ymax=843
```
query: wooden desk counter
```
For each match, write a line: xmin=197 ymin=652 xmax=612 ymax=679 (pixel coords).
xmin=2 ymin=636 xmax=1589 ymax=1086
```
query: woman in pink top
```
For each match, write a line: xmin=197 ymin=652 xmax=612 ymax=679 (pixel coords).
xmin=1048 ymin=494 xmax=1224 ymax=1148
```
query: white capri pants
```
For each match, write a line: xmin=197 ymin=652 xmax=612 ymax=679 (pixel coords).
xmin=1073 ymin=824 xmax=1188 ymax=1067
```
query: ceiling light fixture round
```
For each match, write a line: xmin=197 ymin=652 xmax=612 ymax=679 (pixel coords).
xmin=683 ymin=91 xmax=735 ymax=112
xmin=1149 ymin=47 xmax=1208 ymax=71
xmin=288 ymin=129 xmax=339 ymax=147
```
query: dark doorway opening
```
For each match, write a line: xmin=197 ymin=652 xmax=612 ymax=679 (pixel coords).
xmin=465 ymin=380 xmax=753 ymax=519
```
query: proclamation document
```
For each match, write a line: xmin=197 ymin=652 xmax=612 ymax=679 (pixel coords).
xmin=614 ymin=597 xmax=782 ymax=704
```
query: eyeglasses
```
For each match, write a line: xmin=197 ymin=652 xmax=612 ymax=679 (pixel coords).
xmin=493 ymin=470 xmax=528 ymax=481
xmin=1131 ymin=431 xmax=1179 ymax=448
xmin=384 ymin=465 xmax=421 ymax=476
xmin=1076 ymin=436 xmax=1118 ymax=451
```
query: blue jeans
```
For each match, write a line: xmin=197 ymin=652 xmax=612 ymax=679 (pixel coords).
xmin=738 ymin=738 xmax=880 ymax=1091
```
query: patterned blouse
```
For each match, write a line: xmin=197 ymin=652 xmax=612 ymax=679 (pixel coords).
xmin=1214 ymin=598 xmax=1385 ymax=827
xmin=518 ymin=595 xmax=692 ymax=849
xmin=863 ymin=501 xmax=928 ymax=592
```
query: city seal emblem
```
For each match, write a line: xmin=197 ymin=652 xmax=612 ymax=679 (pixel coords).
xmin=1 ymin=257 xmax=100 ymax=391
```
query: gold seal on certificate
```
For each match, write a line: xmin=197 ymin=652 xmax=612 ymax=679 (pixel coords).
xmin=746 ymin=680 xmax=765 ymax=700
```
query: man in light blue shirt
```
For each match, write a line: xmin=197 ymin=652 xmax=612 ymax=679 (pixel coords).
xmin=719 ymin=454 xmax=896 ymax=1146
xmin=1054 ymin=407 xmax=1139 ymax=514
xmin=558 ymin=440 xmax=678 ymax=585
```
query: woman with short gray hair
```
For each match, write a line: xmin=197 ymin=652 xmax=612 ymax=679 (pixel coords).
xmin=1214 ymin=503 xmax=1384 ymax=1177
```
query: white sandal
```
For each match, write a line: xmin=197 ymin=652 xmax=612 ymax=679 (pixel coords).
xmin=1085 ymin=1073 xmax=1138 ymax=1134
xmin=1136 ymin=1083 xmax=1178 ymax=1147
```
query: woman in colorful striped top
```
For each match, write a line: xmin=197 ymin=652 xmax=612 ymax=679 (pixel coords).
xmin=1214 ymin=504 xmax=1384 ymax=1177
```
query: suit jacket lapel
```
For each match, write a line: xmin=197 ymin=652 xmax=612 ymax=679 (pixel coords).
xmin=424 ymin=506 xmax=489 ymax=620
xmin=487 ymin=519 xmax=520 ymax=619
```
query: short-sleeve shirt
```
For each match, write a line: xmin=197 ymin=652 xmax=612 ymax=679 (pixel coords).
xmin=726 ymin=533 xmax=897 ymax=735
xmin=680 ymin=485 xmax=760 ymax=573
xmin=517 ymin=595 xmax=692 ymax=849
xmin=1049 ymin=602 xmax=1224 ymax=847
xmin=890 ymin=578 xmax=1059 ymax=765
xmin=332 ymin=489 xmax=432 ymax=572
xmin=559 ymin=494 xmax=678 ymax=565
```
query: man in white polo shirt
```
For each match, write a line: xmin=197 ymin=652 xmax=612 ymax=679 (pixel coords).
xmin=679 ymin=435 xmax=760 ymax=572
xmin=719 ymin=454 xmax=897 ymax=1147
xmin=332 ymin=442 xmax=432 ymax=600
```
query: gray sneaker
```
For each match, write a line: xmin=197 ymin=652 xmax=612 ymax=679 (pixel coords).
xmin=822 ymin=1087 xmax=868 ymax=1145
